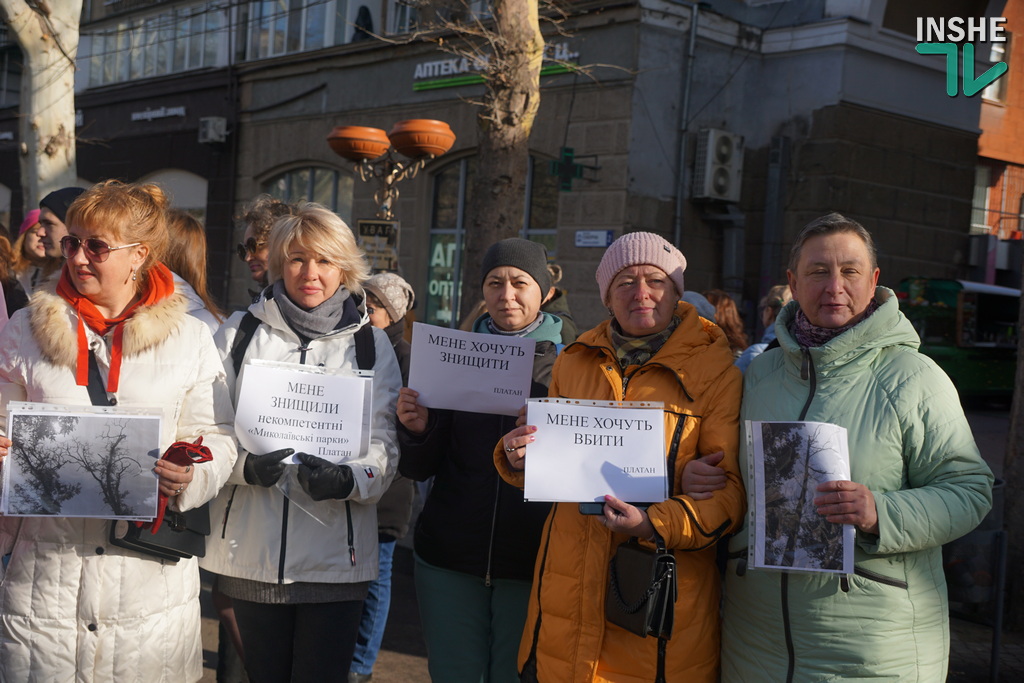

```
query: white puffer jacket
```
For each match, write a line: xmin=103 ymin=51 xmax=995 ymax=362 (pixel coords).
xmin=0 ymin=281 xmax=237 ymax=682
xmin=200 ymin=291 xmax=401 ymax=586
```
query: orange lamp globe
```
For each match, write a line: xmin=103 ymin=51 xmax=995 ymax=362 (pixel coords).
xmin=327 ymin=126 xmax=391 ymax=161
xmin=388 ymin=120 xmax=456 ymax=159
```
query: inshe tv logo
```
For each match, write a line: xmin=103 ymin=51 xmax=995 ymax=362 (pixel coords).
xmin=915 ymin=17 xmax=1008 ymax=97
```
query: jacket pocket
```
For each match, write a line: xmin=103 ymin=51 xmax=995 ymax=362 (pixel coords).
xmin=854 ymin=565 xmax=908 ymax=590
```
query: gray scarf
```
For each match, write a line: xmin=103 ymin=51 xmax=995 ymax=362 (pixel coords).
xmin=272 ymin=280 xmax=355 ymax=340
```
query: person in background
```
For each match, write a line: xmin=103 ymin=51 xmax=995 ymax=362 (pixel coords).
xmin=541 ymin=262 xmax=579 ymax=344
xmin=0 ymin=234 xmax=29 ymax=319
xmin=721 ymin=212 xmax=993 ymax=681
xmin=201 ymin=204 xmax=401 ymax=683
xmin=397 ymin=238 xmax=561 ymax=683
xmin=703 ymin=289 xmax=748 ymax=358
xmin=681 ymin=290 xmax=716 ymax=322
xmin=237 ymin=195 xmax=294 ymax=296
xmin=734 ymin=284 xmax=791 ymax=373
xmin=0 ymin=180 xmax=237 ymax=681
xmin=164 ymin=209 xmax=224 ymax=334
xmin=349 ymin=271 xmax=417 ymax=683
xmin=38 ymin=186 xmax=86 ymax=263
xmin=497 ymin=232 xmax=744 ymax=682
xmin=12 ymin=209 xmax=58 ymax=293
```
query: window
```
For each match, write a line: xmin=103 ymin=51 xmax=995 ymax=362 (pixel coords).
xmin=982 ymin=34 xmax=1010 ymax=102
xmin=424 ymin=155 xmax=560 ymax=327
xmin=86 ymin=3 xmax=229 ymax=87
xmin=263 ymin=166 xmax=355 ymax=224
xmin=970 ymin=165 xmax=992 ymax=233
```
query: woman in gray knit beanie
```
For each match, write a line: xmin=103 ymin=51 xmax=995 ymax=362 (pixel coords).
xmin=497 ymin=231 xmax=744 ymax=682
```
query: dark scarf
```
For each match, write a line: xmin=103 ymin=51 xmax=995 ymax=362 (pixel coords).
xmin=790 ymin=299 xmax=880 ymax=348
xmin=608 ymin=316 xmax=681 ymax=370
xmin=272 ymin=280 xmax=358 ymax=340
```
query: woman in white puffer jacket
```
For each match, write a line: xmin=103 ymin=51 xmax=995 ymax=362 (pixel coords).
xmin=200 ymin=203 xmax=401 ymax=683
xmin=0 ymin=180 xmax=237 ymax=682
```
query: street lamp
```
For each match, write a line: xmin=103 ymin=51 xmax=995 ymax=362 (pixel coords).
xmin=327 ymin=119 xmax=456 ymax=220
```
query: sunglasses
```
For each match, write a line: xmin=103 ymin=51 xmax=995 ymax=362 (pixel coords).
xmin=236 ymin=237 xmax=267 ymax=261
xmin=60 ymin=235 xmax=141 ymax=262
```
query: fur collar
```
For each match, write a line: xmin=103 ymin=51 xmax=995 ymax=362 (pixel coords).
xmin=28 ymin=278 xmax=189 ymax=370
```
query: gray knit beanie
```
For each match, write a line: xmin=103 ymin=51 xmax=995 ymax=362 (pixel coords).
xmin=595 ymin=232 xmax=687 ymax=303
xmin=480 ymin=238 xmax=552 ymax=293
xmin=363 ymin=272 xmax=415 ymax=324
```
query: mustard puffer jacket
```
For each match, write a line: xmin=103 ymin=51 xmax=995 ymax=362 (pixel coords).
xmin=494 ymin=301 xmax=745 ymax=682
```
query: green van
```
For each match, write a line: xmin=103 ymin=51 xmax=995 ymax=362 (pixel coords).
xmin=895 ymin=278 xmax=1019 ymax=400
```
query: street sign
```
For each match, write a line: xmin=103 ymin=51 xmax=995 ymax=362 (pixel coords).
xmin=357 ymin=219 xmax=399 ymax=272
xmin=574 ymin=230 xmax=614 ymax=248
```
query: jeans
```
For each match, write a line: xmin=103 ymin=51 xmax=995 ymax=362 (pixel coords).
xmin=349 ymin=537 xmax=397 ymax=676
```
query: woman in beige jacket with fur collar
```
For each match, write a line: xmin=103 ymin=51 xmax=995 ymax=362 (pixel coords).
xmin=0 ymin=181 xmax=237 ymax=682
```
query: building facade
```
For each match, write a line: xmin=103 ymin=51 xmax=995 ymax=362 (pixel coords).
xmin=0 ymin=0 xmax=1009 ymax=329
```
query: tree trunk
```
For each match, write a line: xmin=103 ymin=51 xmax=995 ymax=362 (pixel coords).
xmin=1 ymin=0 xmax=82 ymax=210
xmin=458 ymin=0 xmax=543 ymax=322
xmin=1003 ymin=271 xmax=1024 ymax=629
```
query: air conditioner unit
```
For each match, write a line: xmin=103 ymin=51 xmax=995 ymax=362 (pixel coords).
xmin=198 ymin=117 xmax=228 ymax=144
xmin=692 ymin=128 xmax=744 ymax=203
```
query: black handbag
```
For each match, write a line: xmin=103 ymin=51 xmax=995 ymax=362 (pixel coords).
xmin=109 ymin=506 xmax=211 ymax=562
xmin=606 ymin=537 xmax=677 ymax=639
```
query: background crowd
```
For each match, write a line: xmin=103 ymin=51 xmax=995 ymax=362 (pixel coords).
xmin=0 ymin=186 xmax=995 ymax=683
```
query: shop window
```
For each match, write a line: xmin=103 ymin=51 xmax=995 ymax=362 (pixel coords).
xmin=263 ymin=166 xmax=355 ymax=224
xmin=424 ymin=155 xmax=559 ymax=327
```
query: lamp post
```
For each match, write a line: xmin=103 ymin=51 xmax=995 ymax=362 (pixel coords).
xmin=327 ymin=119 xmax=456 ymax=220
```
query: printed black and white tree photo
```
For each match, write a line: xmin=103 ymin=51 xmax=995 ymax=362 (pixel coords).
xmin=759 ymin=422 xmax=847 ymax=571
xmin=4 ymin=412 xmax=161 ymax=518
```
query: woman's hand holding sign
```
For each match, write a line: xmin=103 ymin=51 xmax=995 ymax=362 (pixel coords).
xmin=397 ymin=387 xmax=429 ymax=434
xmin=502 ymin=405 xmax=534 ymax=471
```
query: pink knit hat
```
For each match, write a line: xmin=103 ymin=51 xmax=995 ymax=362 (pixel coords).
xmin=18 ymin=209 xmax=40 ymax=236
xmin=595 ymin=232 xmax=687 ymax=303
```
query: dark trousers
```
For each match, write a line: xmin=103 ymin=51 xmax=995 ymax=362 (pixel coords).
xmin=232 ymin=598 xmax=364 ymax=683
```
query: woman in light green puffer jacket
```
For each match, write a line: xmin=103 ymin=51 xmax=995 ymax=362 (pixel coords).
xmin=721 ymin=213 xmax=993 ymax=682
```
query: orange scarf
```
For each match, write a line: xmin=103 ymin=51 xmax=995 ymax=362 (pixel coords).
xmin=57 ymin=262 xmax=176 ymax=392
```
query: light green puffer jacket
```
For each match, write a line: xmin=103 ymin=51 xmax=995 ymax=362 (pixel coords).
xmin=721 ymin=287 xmax=993 ymax=682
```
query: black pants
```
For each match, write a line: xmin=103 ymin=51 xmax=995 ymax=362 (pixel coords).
xmin=232 ymin=598 xmax=364 ymax=683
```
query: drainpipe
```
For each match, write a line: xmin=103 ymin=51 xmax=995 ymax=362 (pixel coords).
xmin=671 ymin=1 xmax=701 ymax=248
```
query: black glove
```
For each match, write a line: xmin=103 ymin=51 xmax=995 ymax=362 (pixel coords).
xmin=296 ymin=452 xmax=355 ymax=501
xmin=243 ymin=448 xmax=295 ymax=487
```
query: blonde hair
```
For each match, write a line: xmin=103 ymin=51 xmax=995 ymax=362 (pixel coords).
xmin=266 ymin=203 xmax=369 ymax=295
xmin=760 ymin=284 xmax=792 ymax=315
xmin=165 ymin=209 xmax=224 ymax=323
xmin=66 ymin=180 xmax=170 ymax=282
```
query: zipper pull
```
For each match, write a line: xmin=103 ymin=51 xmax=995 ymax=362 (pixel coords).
xmin=485 ymin=571 xmax=492 ymax=587
xmin=349 ymin=545 xmax=356 ymax=566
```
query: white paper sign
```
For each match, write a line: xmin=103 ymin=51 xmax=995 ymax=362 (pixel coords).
xmin=746 ymin=420 xmax=855 ymax=575
xmin=1 ymin=401 xmax=162 ymax=520
xmin=524 ymin=398 xmax=667 ymax=503
xmin=235 ymin=360 xmax=372 ymax=465
xmin=407 ymin=322 xmax=537 ymax=416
